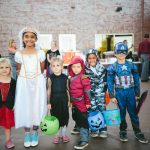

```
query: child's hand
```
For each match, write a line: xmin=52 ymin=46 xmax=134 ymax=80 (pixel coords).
xmin=135 ymin=96 xmax=140 ymax=101
xmin=47 ymin=104 xmax=51 ymax=110
xmin=81 ymin=74 xmax=89 ymax=79
xmin=86 ymin=105 xmax=91 ymax=109
xmin=110 ymin=98 xmax=118 ymax=104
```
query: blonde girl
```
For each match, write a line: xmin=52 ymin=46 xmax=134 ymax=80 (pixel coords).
xmin=47 ymin=57 xmax=70 ymax=144
xmin=0 ymin=58 xmax=16 ymax=149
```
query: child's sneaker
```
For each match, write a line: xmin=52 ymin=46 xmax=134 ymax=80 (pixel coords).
xmin=99 ymin=131 xmax=108 ymax=138
xmin=90 ymin=132 xmax=99 ymax=138
xmin=31 ymin=131 xmax=39 ymax=147
xmin=135 ymin=132 xmax=148 ymax=144
xmin=24 ymin=132 xmax=31 ymax=148
xmin=62 ymin=135 xmax=70 ymax=143
xmin=119 ymin=131 xmax=128 ymax=142
xmin=5 ymin=139 xmax=15 ymax=149
xmin=74 ymin=141 xmax=89 ymax=149
xmin=71 ymin=128 xmax=80 ymax=134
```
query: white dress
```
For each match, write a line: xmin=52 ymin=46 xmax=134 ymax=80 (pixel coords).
xmin=14 ymin=50 xmax=47 ymax=128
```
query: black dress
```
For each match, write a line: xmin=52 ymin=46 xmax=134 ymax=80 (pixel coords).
xmin=49 ymin=73 xmax=69 ymax=127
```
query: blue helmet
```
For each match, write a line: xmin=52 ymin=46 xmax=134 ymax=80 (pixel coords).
xmin=114 ymin=42 xmax=128 ymax=54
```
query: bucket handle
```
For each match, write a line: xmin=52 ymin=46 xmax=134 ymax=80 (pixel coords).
xmin=106 ymin=102 xmax=120 ymax=110
xmin=47 ymin=109 xmax=51 ymax=115
xmin=115 ymin=103 xmax=119 ymax=109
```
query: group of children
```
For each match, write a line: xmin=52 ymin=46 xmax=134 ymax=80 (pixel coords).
xmin=0 ymin=27 xmax=149 ymax=150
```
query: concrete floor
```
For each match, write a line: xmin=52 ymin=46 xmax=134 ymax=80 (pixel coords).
xmin=0 ymin=81 xmax=150 ymax=150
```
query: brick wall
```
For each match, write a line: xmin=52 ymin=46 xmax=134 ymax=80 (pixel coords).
xmin=144 ymin=0 xmax=150 ymax=33
xmin=0 ymin=0 xmax=150 ymax=56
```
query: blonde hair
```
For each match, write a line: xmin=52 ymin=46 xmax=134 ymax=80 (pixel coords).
xmin=0 ymin=58 xmax=12 ymax=77
xmin=9 ymin=39 xmax=16 ymax=48
xmin=50 ymin=57 xmax=63 ymax=67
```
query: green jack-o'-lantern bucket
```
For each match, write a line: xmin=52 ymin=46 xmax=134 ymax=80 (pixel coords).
xmin=40 ymin=115 xmax=59 ymax=135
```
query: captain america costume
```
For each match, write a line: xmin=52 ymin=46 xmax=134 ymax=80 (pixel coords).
xmin=107 ymin=60 xmax=141 ymax=133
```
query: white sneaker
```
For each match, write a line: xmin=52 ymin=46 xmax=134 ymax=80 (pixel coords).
xmin=99 ymin=131 xmax=108 ymax=138
xmin=90 ymin=132 xmax=99 ymax=138
xmin=24 ymin=132 xmax=31 ymax=148
xmin=31 ymin=131 xmax=38 ymax=147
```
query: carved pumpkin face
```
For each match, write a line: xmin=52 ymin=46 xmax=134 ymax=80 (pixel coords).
xmin=88 ymin=111 xmax=104 ymax=131
xmin=40 ymin=115 xmax=59 ymax=135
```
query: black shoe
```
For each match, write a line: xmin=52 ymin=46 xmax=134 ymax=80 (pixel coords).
xmin=135 ymin=132 xmax=149 ymax=144
xmin=74 ymin=141 xmax=88 ymax=149
xmin=71 ymin=128 xmax=80 ymax=134
xmin=141 ymin=79 xmax=149 ymax=82
xmin=119 ymin=131 xmax=128 ymax=142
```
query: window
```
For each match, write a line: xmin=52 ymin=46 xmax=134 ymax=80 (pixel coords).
xmin=40 ymin=34 xmax=52 ymax=50
xmin=59 ymin=34 xmax=76 ymax=53
xmin=95 ymin=33 xmax=134 ymax=52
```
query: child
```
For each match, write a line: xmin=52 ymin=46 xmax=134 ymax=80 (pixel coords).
xmin=14 ymin=27 xmax=47 ymax=148
xmin=107 ymin=42 xmax=148 ymax=144
xmin=8 ymin=39 xmax=17 ymax=80
xmin=85 ymin=48 xmax=107 ymax=138
xmin=47 ymin=57 xmax=70 ymax=144
xmin=45 ymin=41 xmax=60 ymax=76
xmin=0 ymin=58 xmax=16 ymax=149
xmin=68 ymin=56 xmax=91 ymax=149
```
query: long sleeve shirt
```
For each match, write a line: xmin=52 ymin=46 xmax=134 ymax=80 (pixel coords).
xmin=70 ymin=74 xmax=91 ymax=112
xmin=138 ymin=39 xmax=150 ymax=57
xmin=107 ymin=61 xmax=140 ymax=98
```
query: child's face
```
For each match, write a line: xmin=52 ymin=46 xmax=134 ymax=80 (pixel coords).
xmin=51 ymin=41 xmax=56 ymax=49
xmin=71 ymin=63 xmax=82 ymax=75
xmin=12 ymin=41 xmax=16 ymax=48
xmin=51 ymin=61 xmax=63 ymax=75
xmin=115 ymin=53 xmax=127 ymax=61
xmin=0 ymin=63 xmax=11 ymax=77
xmin=23 ymin=32 xmax=37 ymax=48
xmin=87 ymin=54 xmax=97 ymax=67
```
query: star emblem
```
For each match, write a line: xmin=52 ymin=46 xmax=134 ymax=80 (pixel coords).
xmin=121 ymin=65 xmax=127 ymax=71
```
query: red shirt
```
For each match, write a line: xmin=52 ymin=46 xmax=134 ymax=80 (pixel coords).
xmin=138 ymin=39 xmax=150 ymax=57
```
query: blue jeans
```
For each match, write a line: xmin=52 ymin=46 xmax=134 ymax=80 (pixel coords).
xmin=141 ymin=54 xmax=149 ymax=80
xmin=80 ymin=128 xmax=89 ymax=142
xmin=9 ymin=54 xmax=17 ymax=80
xmin=116 ymin=87 xmax=141 ymax=134
xmin=12 ymin=66 xmax=17 ymax=80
